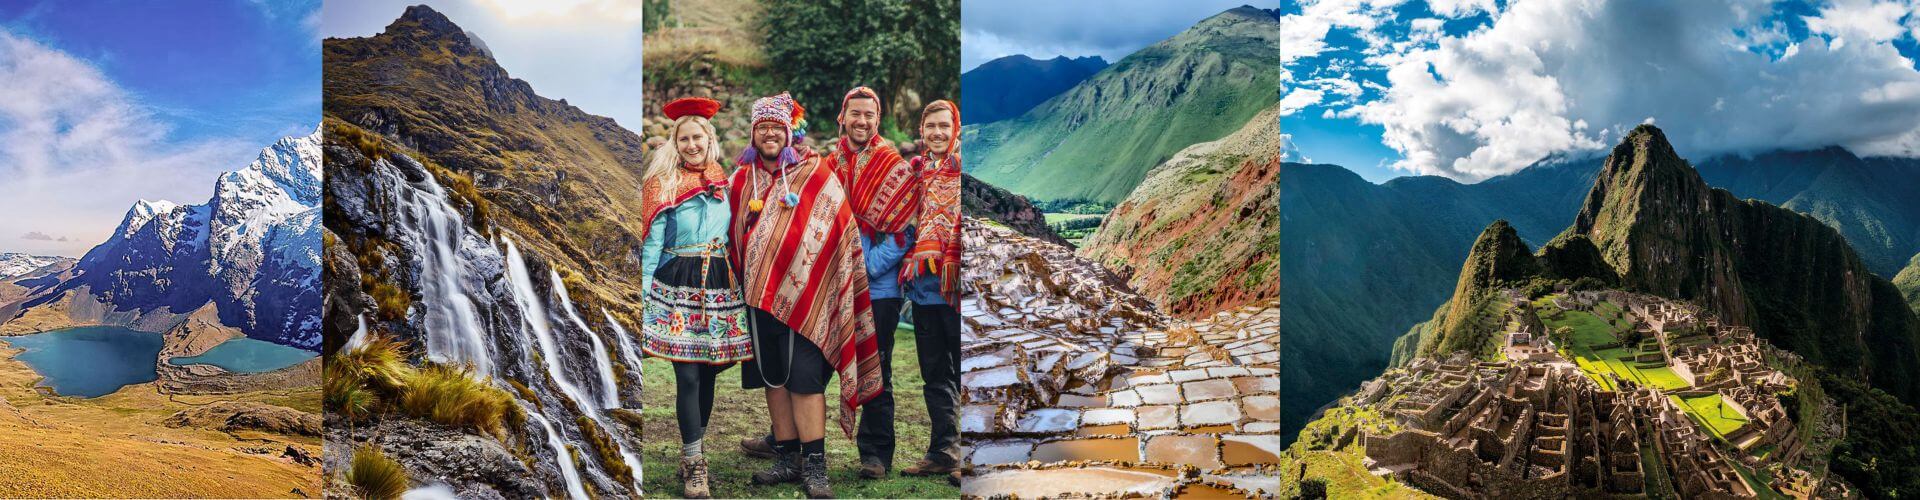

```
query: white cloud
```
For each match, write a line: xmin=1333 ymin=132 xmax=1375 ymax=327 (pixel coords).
xmin=0 ymin=31 xmax=249 ymax=256
xmin=1805 ymin=0 xmax=1914 ymax=43
xmin=1428 ymin=0 xmax=1500 ymax=18
xmin=1341 ymin=0 xmax=1920 ymax=180
xmin=1282 ymin=88 xmax=1327 ymax=116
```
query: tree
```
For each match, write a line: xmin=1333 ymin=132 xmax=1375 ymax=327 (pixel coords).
xmin=759 ymin=0 xmax=960 ymax=137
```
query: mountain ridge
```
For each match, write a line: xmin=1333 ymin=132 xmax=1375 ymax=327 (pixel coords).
xmin=967 ymin=6 xmax=1280 ymax=204
xmin=960 ymin=54 xmax=1107 ymax=125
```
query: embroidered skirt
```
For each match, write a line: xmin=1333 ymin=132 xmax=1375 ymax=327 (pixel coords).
xmin=641 ymin=254 xmax=753 ymax=364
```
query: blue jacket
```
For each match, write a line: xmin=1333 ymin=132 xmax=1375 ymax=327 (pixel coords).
xmin=861 ymin=231 xmax=906 ymax=299
xmin=639 ymin=192 xmax=732 ymax=294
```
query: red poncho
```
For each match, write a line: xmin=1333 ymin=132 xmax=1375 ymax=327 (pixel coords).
xmin=727 ymin=149 xmax=882 ymax=438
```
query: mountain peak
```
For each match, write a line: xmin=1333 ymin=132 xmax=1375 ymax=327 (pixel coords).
xmin=396 ymin=4 xmax=459 ymax=33
xmin=1458 ymin=219 xmax=1539 ymax=291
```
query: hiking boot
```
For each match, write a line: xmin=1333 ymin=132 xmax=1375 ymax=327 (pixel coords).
xmin=948 ymin=470 xmax=961 ymax=487
xmin=752 ymin=450 xmax=803 ymax=484
xmin=740 ymin=434 xmax=778 ymax=459
xmin=901 ymin=459 xmax=957 ymax=476
xmin=803 ymin=451 xmax=834 ymax=498
xmin=858 ymin=459 xmax=887 ymax=479
xmin=679 ymin=455 xmax=712 ymax=499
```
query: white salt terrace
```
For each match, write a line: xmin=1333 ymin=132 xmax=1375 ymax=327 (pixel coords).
xmin=956 ymin=218 xmax=1279 ymax=499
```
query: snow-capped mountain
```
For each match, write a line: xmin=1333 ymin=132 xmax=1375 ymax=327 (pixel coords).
xmin=0 ymin=253 xmax=72 ymax=280
xmin=24 ymin=128 xmax=324 ymax=349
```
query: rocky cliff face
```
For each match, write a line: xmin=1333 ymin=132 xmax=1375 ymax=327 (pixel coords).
xmin=961 ymin=172 xmax=1069 ymax=246
xmin=1079 ymin=105 xmax=1278 ymax=320
xmin=1 ymin=132 xmax=322 ymax=349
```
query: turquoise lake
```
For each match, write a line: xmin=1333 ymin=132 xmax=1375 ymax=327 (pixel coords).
xmin=0 ymin=326 xmax=162 ymax=398
xmin=168 ymin=337 xmax=316 ymax=373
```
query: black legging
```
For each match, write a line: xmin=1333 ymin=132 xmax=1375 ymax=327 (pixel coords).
xmin=674 ymin=361 xmax=726 ymax=444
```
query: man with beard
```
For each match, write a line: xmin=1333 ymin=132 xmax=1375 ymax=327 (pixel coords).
xmin=897 ymin=99 xmax=963 ymax=485
xmin=728 ymin=92 xmax=883 ymax=499
xmin=818 ymin=86 xmax=920 ymax=480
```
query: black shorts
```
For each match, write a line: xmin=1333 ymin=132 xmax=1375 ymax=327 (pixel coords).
xmin=741 ymin=308 xmax=832 ymax=394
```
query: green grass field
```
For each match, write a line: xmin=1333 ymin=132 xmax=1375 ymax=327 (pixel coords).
xmin=639 ymin=326 xmax=958 ymax=499
xmin=1539 ymin=298 xmax=1692 ymax=391
xmin=1671 ymin=394 xmax=1750 ymax=442
xmin=1043 ymin=213 xmax=1102 ymax=224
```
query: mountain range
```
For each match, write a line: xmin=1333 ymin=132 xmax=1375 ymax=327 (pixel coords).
xmin=966 ymin=6 xmax=1280 ymax=205
xmin=1361 ymin=125 xmax=1920 ymax=496
xmin=0 ymin=131 xmax=322 ymax=350
xmin=1281 ymin=145 xmax=1920 ymax=443
xmin=960 ymin=54 xmax=1107 ymax=125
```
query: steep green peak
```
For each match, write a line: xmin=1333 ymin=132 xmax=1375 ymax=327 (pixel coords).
xmin=1574 ymin=123 xmax=1710 ymax=242
xmin=1458 ymin=219 xmax=1540 ymax=291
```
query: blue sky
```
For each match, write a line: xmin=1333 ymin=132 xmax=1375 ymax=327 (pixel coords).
xmin=0 ymin=0 xmax=320 ymax=256
xmin=323 ymin=0 xmax=645 ymax=131
xmin=1286 ymin=0 xmax=1920 ymax=183
xmin=962 ymin=0 xmax=1275 ymax=71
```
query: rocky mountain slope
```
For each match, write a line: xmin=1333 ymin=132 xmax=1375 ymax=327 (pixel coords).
xmin=966 ymin=6 xmax=1279 ymax=204
xmin=0 ymin=254 xmax=72 ymax=280
xmin=322 ymin=6 xmax=648 ymax=497
xmin=961 ymin=172 xmax=1069 ymax=246
xmin=324 ymin=4 xmax=652 ymax=325
xmin=0 ymin=131 xmax=322 ymax=350
xmin=960 ymin=54 xmax=1107 ymax=125
xmin=1574 ymin=125 xmax=1920 ymax=401
xmin=1080 ymin=105 xmax=1277 ymax=320
xmin=1694 ymin=149 xmax=1920 ymax=277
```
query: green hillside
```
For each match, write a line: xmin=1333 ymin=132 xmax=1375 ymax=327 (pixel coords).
xmin=965 ymin=6 xmax=1279 ymax=204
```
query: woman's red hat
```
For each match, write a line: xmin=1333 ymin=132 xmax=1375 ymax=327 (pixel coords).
xmin=664 ymin=97 xmax=722 ymax=120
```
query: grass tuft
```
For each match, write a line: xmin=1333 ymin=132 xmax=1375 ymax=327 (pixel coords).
xmin=397 ymin=363 xmax=526 ymax=440
xmin=346 ymin=446 xmax=410 ymax=500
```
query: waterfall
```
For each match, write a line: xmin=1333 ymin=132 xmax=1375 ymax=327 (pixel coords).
xmin=502 ymin=238 xmax=599 ymax=414
xmin=403 ymin=178 xmax=492 ymax=375
xmin=505 ymin=237 xmax=643 ymax=495
xmin=344 ymin=314 xmax=369 ymax=351
xmin=399 ymin=484 xmax=458 ymax=500
xmin=551 ymin=269 xmax=621 ymax=409
xmin=602 ymin=310 xmax=645 ymax=376
xmin=528 ymin=411 xmax=590 ymax=500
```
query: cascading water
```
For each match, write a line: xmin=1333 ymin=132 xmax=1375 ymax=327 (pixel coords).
xmin=504 ymin=237 xmax=643 ymax=493
xmin=551 ymin=269 xmax=621 ymax=409
xmin=502 ymin=238 xmax=599 ymax=414
xmin=344 ymin=314 xmax=369 ymax=351
xmin=603 ymin=310 xmax=645 ymax=377
xmin=528 ymin=412 xmax=590 ymax=500
xmin=401 ymin=177 xmax=492 ymax=375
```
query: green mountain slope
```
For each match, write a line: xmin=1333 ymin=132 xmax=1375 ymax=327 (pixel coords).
xmin=1694 ymin=149 xmax=1920 ymax=277
xmin=965 ymin=6 xmax=1279 ymax=204
xmin=1899 ymin=252 xmax=1920 ymax=314
xmin=1080 ymin=105 xmax=1279 ymax=319
xmin=1575 ymin=125 xmax=1920 ymax=402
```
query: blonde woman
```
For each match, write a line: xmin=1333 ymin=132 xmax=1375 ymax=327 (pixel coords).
xmin=637 ymin=97 xmax=752 ymax=499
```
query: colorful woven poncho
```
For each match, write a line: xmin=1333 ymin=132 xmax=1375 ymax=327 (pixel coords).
xmin=727 ymin=147 xmax=882 ymax=438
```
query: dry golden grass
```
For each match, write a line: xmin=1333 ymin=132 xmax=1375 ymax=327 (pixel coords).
xmin=0 ymin=344 xmax=321 ymax=498
xmin=346 ymin=446 xmax=409 ymax=500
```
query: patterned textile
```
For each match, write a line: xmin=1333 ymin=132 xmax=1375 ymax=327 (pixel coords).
xmin=902 ymin=153 xmax=963 ymax=305
xmin=638 ymin=160 xmax=729 ymax=243
xmin=641 ymin=254 xmax=753 ymax=364
xmin=727 ymin=149 xmax=881 ymax=438
xmin=824 ymin=135 xmax=919 ymax=236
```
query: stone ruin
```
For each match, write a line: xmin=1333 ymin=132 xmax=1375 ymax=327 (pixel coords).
xmin=956 ymin=217 xmax=1279 ymax=498
xmin=1348 ymin=291 xmax=1825 ymax=498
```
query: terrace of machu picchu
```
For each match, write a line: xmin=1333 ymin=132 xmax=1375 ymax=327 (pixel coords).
xmin=956 ymin=217 xmax=1280 ymax=498
xmin=1285 ymin=288 xmax=1851 ymax=499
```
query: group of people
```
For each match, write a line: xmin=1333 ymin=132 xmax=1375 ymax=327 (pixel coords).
xmin=633 ymin=87 xmax=963 ymax=498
